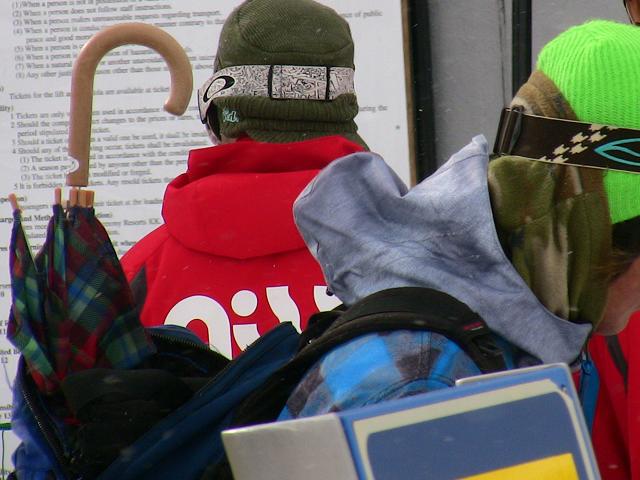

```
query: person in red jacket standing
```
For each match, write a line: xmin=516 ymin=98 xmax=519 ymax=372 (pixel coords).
xmin=120 ymin=0 xmax=366 ymax=358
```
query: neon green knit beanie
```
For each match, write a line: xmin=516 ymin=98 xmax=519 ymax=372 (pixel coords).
xmin=537 ymin=20 xmax=640 ymax=224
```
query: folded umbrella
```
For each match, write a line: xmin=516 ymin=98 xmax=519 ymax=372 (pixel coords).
xmin=62 ymin=202 xmax=155 ymax=375
xmin=8 ymin=21 xmax=192 ymax=393
xmin=7 ymin=198 xmax=58 ymax=393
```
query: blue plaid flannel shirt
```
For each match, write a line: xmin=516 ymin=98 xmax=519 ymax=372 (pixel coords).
xmin=280 ymin=330 xmax=520 ymax=419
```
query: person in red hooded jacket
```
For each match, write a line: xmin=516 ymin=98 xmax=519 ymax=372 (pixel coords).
xmin=120 ymin=0 xmax=366 ymax=358
xmin=588 ymin=323 xmax=636 ymax=479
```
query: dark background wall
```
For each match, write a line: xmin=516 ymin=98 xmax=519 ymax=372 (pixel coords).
xmin=411 ymin=1 xmax=627 ymax=179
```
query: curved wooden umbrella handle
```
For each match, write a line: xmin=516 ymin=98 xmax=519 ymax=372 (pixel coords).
xmin=67 ymin=23 xmax=193 ymax=187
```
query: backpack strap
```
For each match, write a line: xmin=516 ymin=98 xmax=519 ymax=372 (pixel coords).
xmin=230 ymin=287 xmax=506 ymax=427
xmin=315 ymin=287 xmax=506 ymax=374
xmin=578 ymin=350 xmax=600 ymax=435
xmin=605 ymin=335 xmax=628 ymax=391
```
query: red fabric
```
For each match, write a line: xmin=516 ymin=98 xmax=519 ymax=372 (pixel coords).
xmin=589 ymin=312 xmax=640 ymax=479
xmin=121 ymin=136 xmax=363 ymax=358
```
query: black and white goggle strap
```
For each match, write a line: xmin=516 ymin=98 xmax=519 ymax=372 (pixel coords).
xmin=197 ymin=65 xmax=356 ymax=123
xmin=494 ymin=107 xmax=640 ymax=174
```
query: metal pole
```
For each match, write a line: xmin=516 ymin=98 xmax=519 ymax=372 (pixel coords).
xmin=512 ymin=0 xmax=532 ymax=96
xmin=408 ymin=0 xmax=437 ymax=180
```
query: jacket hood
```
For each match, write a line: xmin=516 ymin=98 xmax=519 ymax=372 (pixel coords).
xmin=162 ymin=136 xmax=363 ymax=259
xmin=293 ymin=135 xmax=593 ymax=364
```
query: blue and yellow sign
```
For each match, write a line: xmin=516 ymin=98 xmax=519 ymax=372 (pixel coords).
xmin=339 ymin=365 xmax=599 ymax=480
xmin=463 ymin=454 xmax=579 ymax=480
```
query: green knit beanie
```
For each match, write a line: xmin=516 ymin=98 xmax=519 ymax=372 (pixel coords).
xmin=537 ymin=20 xmax=640 ymax=224
xmin=209 ymin=0 xmax=366 ymax=147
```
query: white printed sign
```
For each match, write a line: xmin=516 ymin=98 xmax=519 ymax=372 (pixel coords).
xmin=0 ymin=0 xmax=411 ymax=471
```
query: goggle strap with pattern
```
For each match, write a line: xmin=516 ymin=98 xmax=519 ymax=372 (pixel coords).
xmin=494 ymin=107 xmax=640 ymax=174
xmin=197 ymin=64 xmax=355 ymax=123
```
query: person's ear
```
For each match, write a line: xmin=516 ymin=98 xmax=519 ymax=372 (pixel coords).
xmin=626 ymin=0 xmax=640 ymax=25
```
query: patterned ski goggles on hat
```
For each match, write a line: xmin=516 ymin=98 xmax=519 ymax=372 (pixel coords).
xmin=494 ymin=107 xmax=640 ymax=174
xmin=197 ymin=64 xmax=356 ymax=123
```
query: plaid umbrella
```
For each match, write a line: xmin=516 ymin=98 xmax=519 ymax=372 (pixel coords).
xmin=41 ymin=202 xmax=72 ymax=382
xmin=7 ymin=206 xmax=58 ymax=393
xmin=88 ymin=205 xmax=157 ymax=369
xmin=8 ymin=192 xmax=155 ymax=393
xmin=61 ymin=203 xmax=155 ymax=375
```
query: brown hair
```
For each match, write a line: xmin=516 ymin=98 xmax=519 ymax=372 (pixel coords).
xmin=602 ymin=216 xmax=640 ymax=280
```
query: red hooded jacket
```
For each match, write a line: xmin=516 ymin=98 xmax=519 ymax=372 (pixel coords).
xmin=121 ymin=136 xmax=363 ymax=358
xmin=588 ymin=315 xmax=640 ymax=480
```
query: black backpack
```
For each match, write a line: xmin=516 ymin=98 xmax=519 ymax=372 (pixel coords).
xmin=208 ymin=286 xmax=507 ymax=478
